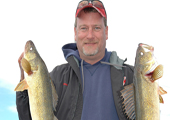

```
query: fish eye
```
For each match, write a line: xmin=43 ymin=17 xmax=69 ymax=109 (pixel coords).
xmin=140 ymin=52 xmax=144 ymax=56
xmin=30 ymin=47 xmax=33 ymax=51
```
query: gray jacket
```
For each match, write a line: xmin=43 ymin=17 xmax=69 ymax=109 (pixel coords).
xmin=16 ymin=52 xmax=134 ymax=120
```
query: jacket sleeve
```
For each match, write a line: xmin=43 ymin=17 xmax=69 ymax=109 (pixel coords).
xmin=49 ymin=64 xmax=70 ymax=109
xmin=16 ymin=90 xmax=32 ymax=120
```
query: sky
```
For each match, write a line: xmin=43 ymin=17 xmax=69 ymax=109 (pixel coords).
xmin=0 ymin=0 xmax=170 ymax=119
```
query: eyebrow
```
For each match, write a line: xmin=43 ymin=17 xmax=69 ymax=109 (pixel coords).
xmin=92 ymin=24 xmax=102 ymax=26
xmin=79 ymin=24 xmax=102 ymax=27
xmin=79 ymin=25 xmax=87 ymax=27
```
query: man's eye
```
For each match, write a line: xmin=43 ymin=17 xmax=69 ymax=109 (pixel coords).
xmin=80 ymin=27 xmax=87 ymax=31
xmin=81 ymin=27 xmax=86 ymax=30
xmin=94 ymin=27 xmax=101 ymax=31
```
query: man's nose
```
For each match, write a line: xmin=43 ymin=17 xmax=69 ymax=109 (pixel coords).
xmin=87 ymin=28 xmax=94 ymax=40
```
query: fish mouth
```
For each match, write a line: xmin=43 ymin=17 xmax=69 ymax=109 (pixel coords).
xmin=24 ymin=40 xmax=35 ymax=53
xmin=139 ymin=43 xmax=154 ymax=52
xmin=145 ymin=61 xmax=159 ymax=77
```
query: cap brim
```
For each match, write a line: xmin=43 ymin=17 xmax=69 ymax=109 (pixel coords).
xmin=76 ymin=5 xmax=106 ymax=18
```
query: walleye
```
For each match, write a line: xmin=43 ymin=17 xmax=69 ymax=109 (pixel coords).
xmin=121 ymin=43 xmax=167 ymax=120
xmin=14 ymin=40 xmax=58 ymax=120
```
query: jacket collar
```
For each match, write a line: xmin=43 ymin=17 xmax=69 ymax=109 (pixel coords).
xmin=71 ymin=51 xmax=125 ymax=70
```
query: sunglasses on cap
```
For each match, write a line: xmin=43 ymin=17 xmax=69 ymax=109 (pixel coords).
xmin=75 ymin=0 xmax=107 ymax=19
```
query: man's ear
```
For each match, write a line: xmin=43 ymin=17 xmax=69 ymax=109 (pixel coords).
xmin=105 ymin=26 xmax=108 ymax=40
xmin=74 ymin=27 xmax=77 ymax=42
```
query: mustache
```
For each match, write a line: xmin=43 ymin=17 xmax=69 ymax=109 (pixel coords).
xmin=83 ymin=41 xmax=98 ymax=44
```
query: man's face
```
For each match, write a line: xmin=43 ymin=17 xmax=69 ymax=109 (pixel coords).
xmin=74 ymin=11 xmax=108 ymax=61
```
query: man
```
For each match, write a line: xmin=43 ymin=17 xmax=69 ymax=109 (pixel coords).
xmin=16 ymin=0 xmax=134 ymax=120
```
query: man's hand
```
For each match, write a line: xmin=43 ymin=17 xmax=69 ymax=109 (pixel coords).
xmin=18 ymin=52 xmax=25 ymax=82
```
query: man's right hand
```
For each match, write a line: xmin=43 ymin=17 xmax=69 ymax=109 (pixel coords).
xmin=18 ymin=52 xmax=25 ymax=82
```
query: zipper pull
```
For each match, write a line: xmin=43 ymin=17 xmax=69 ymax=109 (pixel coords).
xmin=123 ymin=76 xmax=126 ymax=86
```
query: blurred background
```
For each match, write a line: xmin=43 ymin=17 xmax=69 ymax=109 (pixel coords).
xmin=0 ymin=0 xmax=169 ymax=119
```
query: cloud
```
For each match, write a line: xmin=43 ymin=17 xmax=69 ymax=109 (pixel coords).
xmin=0 ymin=79 xmax=16 ymax=92
xmin=8 ymin=105 xmax=17 ymax=113
xmin=0 ymin=54 xmax=21 ymax=92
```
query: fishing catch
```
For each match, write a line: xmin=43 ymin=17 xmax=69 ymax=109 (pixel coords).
xmin=121 ymin=43 xmax=167 ymax=120
xmin=14 ymin=40 xmax=58 ymax=120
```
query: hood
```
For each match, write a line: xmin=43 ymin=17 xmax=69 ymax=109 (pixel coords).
xmin=62 ymin=43 xmax=125 ymax=70
xmin=62 ymin=43 xmax=80 ymax=60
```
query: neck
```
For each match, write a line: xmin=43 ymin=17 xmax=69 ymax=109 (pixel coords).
xmin=80 ymin=51 xmax=105 ymax=65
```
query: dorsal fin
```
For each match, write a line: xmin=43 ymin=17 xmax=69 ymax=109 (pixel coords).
xmin=120 ymin=83 xmax=136 ymax=119
xmin=159 ymin=86 xmax=167 ymax=95
xmin=159 ymin=86 xmax=167 ymax=104
xmin=14 ymin=79 xmax=29 ymax=91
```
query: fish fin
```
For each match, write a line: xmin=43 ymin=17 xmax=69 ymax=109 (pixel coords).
xmin=152 ymin=64 xmax=163 ymax=81
xmin=120 ymin=83 xmax=136 ymax=120
xmin=159 ymin=86 xmax=167 ymax=95
xmin=158 ymin=86 xmax=167 ymax=104
xmin=50 ymin=78 xmax=58 ymax=112
xmin=21 ymin=58 xmax=33 ymax=75
xmin=159 ymin=95 xmax=164 ymax=104
xmin=14 ymin=79 xmax=29 ymax=91
xmin=54 ymin=115 xmax=58 ymax=120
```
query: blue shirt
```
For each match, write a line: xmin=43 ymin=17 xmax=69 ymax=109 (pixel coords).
xmin=62 ymin=43 xmax=119 ymax=120
xmin=80 ymin=51 xmax=119 ymax=120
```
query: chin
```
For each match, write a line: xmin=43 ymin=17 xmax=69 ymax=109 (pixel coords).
xmin=83 ymin=47 xmax=99 ymax=56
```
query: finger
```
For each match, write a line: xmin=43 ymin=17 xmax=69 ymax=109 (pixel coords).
xmin=18 ymin=52 xmax=24 ymax=64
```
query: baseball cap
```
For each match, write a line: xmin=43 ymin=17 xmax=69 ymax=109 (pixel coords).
xmin=75 ymin=0 xmax=107 ymax=19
